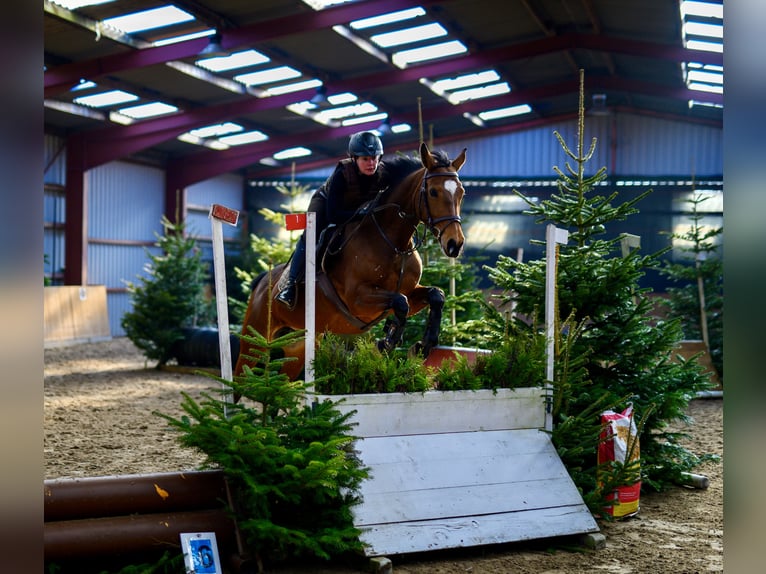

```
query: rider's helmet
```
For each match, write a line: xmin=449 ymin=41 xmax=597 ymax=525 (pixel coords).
xmin=348 ymin=131 xmax=383 ymax=158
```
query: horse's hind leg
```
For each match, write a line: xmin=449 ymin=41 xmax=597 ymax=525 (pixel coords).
xmin=415 ymin=287 xmax=445 ymax=358
xmin=377 ymin=294 xmax=409 ymax=352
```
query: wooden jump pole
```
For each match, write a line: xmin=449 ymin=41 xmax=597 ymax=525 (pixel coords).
xmin=284 ymin=212 xmax=316 ymax=400
xmin=545 ymin=224 xmax=569 ymax=432
xmin=209 ymin=204 xmax=240 ymax=415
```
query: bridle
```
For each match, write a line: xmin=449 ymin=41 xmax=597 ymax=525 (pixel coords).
xmin=417 ymin=170 xmax=463 ymax=240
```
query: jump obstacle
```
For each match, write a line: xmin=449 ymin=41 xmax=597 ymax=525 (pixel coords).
xmin=43 ymin=211 xmax=600 ymax=566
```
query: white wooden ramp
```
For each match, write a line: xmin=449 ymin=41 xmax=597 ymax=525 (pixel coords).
xmin=319 ymin=388 xmax=599 ymax=557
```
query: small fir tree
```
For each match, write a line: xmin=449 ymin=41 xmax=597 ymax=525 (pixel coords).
xmin=156 ymin=328 xmax=369 ymax=572
xmin=483 ymin=71 xmax=716 ymax=504
xmin=121 ymin=216 xmax=211 ymax=366
xmin=658 ymin=192 xmax=723 ymax=380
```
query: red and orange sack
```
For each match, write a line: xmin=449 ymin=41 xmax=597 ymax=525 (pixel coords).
xmin=598 ymin=405 xmax=641 ymax=518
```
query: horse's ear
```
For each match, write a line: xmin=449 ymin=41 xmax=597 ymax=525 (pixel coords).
xmin=452 ymin=148 xmax=467 ymax=172
xmin=420 ymin=141 xmax=435 ymax=170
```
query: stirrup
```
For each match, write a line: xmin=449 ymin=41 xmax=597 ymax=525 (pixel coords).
xmin=276 ymin=283 xmax=297 ymax=309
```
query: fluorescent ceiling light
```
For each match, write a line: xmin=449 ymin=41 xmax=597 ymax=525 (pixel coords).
xmin=391 ymin=123 xmax=411 ymax=134
xmin=102 ymin=5 xmax=194 ymax=34
xmin=273 ymin=147 xmax=312 ymax=160
xmin=392 ymin=40 xmax=467 ymax=68
xmin=188 ymin=122 xmax=243 ymax=138
xmin=219 ymin=130 xmax=269 ymax=145
xmin=478 ymin=104 xmax=532 ymax=121
xmin=371 ymin=23 xmax=447 ymax=48
xmin=73 ymin=89 xmax=138 ymax=107
xmin=350 ymin=7 xmax=426 ymax=30
xmin=118 ymin=102 xmax=178 ymax=119
xmin=234 ymin=66 xmax=302 ymax=86
xmin=448 ymin=82 xmax=510 ymax=104
xmin=196 ymin=49 xmax=271 ymax=72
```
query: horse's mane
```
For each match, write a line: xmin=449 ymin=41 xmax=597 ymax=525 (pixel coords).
xmin=381 ymin=149 xmax=454 ymax=190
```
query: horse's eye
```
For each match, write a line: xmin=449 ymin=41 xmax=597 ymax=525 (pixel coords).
xmin=429 ymin=187 xmax=438 ymax=198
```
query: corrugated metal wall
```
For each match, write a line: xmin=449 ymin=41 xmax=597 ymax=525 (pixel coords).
xmin=186 ymin=173 xmax=244 ymax=250
xmin=296 ymin=112 xmax=721 ymax=180
xmin=87 ymin=161 xmax=166 ymax=336
xmin=44 ymin=135 xmax=67 ymax=283
xmin=445 ymin=113 xmax=721 ymax=178
xmin=44 ymin=112 xmax=722 ymax=338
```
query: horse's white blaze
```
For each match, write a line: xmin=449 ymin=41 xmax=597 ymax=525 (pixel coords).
xmin=444 ymin=179 xmax=458 ymax=197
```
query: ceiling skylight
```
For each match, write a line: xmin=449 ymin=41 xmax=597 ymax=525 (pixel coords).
xmin=218 ymin=130 xmax=269 ymax=146
xmin=73 ymin=89 xmax=138 ymax=107
xmin=273 ymin=147 xmax=312 ymax=160
xmin=350 ymin=7 xmax=426 ymax=30
xmin=196 ymin=50 xmax=271 ymax=73
xmin=426 ymin=71 xmax=501 ymax=94
xmin=679 ymin=0 xmax=723 ymax=107
xmin=234 ymin=66 xmax=302 ymax=86
xmin=478 ymin=104 xmax=533 ymax=121
xmin=391 ymin=40 xmax=468 ymax=69
xmin=153 ymin=29 xmax=213 ymax=47
xmin=52 ymin=0 xmax=115 ymax=9
xmin=188 ymin=123 xmax=244 ymax=138
xmin=370 ymin=23 xmax=448 ymax=48
xmin=447 ymin=82 xmax=510 ymax=105
xmin=263 ymin=79 xmax=323 ymax=96
xmin=101 ymin=5 xmax=194 ymax=34
xmin=118 ymin=102 xmax=178 ymax=119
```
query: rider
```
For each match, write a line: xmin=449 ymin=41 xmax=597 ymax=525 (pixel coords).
xmin=275 ymin=130 xmax=388 ymax=309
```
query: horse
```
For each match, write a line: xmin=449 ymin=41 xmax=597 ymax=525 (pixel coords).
xmin=234 ymin=141 xmax=467 ymax=381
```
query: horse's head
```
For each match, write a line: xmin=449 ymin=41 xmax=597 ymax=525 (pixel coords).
xmin=419 ymin=142 xmax=467 ymax=258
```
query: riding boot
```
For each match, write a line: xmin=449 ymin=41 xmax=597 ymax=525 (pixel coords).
xmin=276 ymin=237 xmax=307 ymax=309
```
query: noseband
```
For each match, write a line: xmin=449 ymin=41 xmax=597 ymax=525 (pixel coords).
xmin=419 ymin=171 xmax=463 ymax=239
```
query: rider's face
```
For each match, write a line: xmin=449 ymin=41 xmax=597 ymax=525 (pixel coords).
xmin=355 ymin=155 xmax=380 ymax=176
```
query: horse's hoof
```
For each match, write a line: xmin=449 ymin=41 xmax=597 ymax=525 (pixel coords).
xmin=376 ymin=339 xmax=389 ymax=353
xmin=408 ymin=342 xmax=425 ymax=358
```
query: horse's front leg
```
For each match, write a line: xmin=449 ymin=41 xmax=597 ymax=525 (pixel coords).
xmin=412 ymin=286 xmax=444 ymax=358
xmin=377 ymin=293 xmax=409 ymax=353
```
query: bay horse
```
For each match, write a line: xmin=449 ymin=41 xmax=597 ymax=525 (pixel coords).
xmin=234 ymin=142 xmax=467 ymax=381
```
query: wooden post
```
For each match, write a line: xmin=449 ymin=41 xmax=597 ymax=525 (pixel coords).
xmin=545 ymin=224 xmax=569 ymax=432
xmin=284 ymin=212 xmax=316 ymax=403
xmin=305 ymin=212 xmax=316 ymax=394
xmin=209 ymin=204 xmax=240 ymax=414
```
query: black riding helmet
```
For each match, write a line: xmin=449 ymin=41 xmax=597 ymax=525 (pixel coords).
xmin=348 ymin=131 xmax=383 ymax=158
